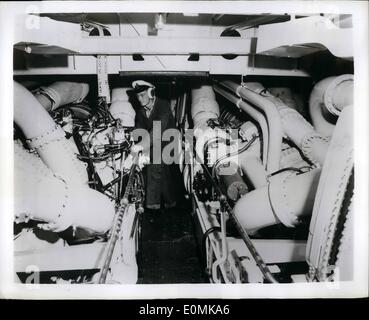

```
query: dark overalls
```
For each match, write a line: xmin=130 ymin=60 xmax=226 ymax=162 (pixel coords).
xmin=134 ymin=97 xmax=178 ymax=210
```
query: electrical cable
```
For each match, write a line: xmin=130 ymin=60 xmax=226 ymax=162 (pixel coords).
xmin=211 ymin=134 xmax=258 ymax=180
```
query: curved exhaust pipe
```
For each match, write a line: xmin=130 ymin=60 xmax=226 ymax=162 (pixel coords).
xmin=309 ymin=74 xmax=353 ymax=136
xmin=14 ymin=81 xmax=88 ymax=184
xmin=14 ymin=81 xmax=115 ymax=233
xmin=34 ymin=81 xmax=89 ymax=111
xmin=278 ymin=105 xmax=329 ymax=165
xmin=14 ymin=142 xmax=114 ymax=233
xmin=234 ymin=169 xmax=321 ymax=234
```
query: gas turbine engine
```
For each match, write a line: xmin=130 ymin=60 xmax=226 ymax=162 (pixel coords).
xmin=14 ymin=82 xmax=145 ymax=284
xmin=182 ymin=77 xmax=354 ymax=283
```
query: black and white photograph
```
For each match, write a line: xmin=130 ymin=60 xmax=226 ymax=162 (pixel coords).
xmin=0 ymin=1 xmax=368 ymax=300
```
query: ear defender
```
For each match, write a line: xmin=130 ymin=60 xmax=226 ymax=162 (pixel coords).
xmin=148 ymin=87 xmax=155 ymax=99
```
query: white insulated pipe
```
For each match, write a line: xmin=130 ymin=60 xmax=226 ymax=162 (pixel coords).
xmin=34 ymin=81 xmax=89 ymax=111
xmin=110 ymin=88 xmax=136 ymax=127
xmin=309 ymin=74 xmax=354 ymax=136
xmin=191 ymin=85 xmax=220 ymax=128
xmin=234 ymin=168 xmax=321 ymax=234
xmin=280 ymin=146 xmax=309 ymax=169
xmin=219 ymin=77 xmax=353 ymax=234
xmin=14 ymin=81 xmax=88 ymax=184
xmin=191 ymin=85 xmax=222 ymax=163
xmin=13 ymin=82 xmax=115 ymax=233
xmin=277 ymin=106 xmax=329 ymax=165
xmin=268 ymin=87 xmax=299 ymax=111
xmin=14 ymin=142 xmax=114 ymax=233
xmin=240 ymin=156 xmax=268 ymax=188
xmin=306 ymin=106 xmax=354 ymax=280
xmin=266 ymin=85 xmax=330 ymax=165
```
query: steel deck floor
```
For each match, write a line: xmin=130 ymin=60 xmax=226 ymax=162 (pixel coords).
xmin=137 ymin=204 xmax=208 ymax=284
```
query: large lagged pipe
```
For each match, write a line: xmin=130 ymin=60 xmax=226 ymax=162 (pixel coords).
xmin=14 ymin=81 xmax=88 ymax=184
xmin=34 ymin=81 xmax=89 ymax=111
xmin=191 ymin=85 xmax=223 ymax=164
xmin=14 ymin=142 xmax=115 ymax=234
xmin=306 ymin=106 xmax=354 ymax=281
xmin=309 ymin=74 xmax=353 ymax=136
xmin=240 ymin=155 xmax=268 ymax=188
xmin=110 ymin=88 xmax=136 ymax=127
xmin=234 ymin=169 xmax=321 ymax=234
xmin=277 ymin=105 xmax=329 ymax=165
xmin=191 ymin=84 xmax=220 ymax=128
xmin=268 ymin=85 xmax=332 ymax=165
xmin=265 ymin=85 xmax=330 ymax=165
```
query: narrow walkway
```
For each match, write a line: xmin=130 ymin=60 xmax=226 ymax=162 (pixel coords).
xmin=137 ymin=204 xmax=208 ymax=284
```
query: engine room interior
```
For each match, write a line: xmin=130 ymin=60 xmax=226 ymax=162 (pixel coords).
xmin=12 ymin=10 xmax=355 ymax=285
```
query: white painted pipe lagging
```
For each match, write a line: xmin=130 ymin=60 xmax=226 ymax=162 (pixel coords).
xmin=34 ymin=81 xmax=89 ymax=111
xmin=14 ymin=142 xmax=114 ymax=233
xmin=109 ymin=88 xmax=136 ymax=127
xmin=14 ymin=81 xmax=115 ymax=233
xmin=14 ymin=81 xmax=88 ymax=185
xmin=309 ymin=74 xmax=353 ymax=136
xmin=191 ymin=84 xmax=220 ymax=128
xmin=259 ymin=84 xmax=330 ymax=166
xmin=277 ymin=106 xmax=330 ymax=165
xmin=191 ymin=85 xmax=222 ymax=164
xmin=234 ymin=168 xmax=321 ymax=234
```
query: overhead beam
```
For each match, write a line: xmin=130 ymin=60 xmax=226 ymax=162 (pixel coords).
xmin=15 ymin=37 xmax=252 ymax=55
xmin=257 ymin=15 xmax=353 ymax=58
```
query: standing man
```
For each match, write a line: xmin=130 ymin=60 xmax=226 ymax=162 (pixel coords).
xmin=130 ymin=80 xmax=178 ymax=211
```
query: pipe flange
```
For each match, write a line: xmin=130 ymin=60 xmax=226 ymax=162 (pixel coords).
xmin=301 ymin=133 xmax=330 ymax=164
xmin=27 ymin=125 xmax=65 ymax=150
xmin=268 ymin=171 xmax=300 ymax=228
xmin=324 ymin=74 xmax=353 ymax=117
